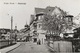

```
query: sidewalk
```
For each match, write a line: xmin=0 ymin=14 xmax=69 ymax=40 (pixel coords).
xmin=0 ymin=42 xmax=21 ymax=53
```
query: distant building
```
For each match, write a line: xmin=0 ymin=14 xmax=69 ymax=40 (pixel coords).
xmin=30 ymin=15 xmax=38 ymax=42
xmin=0 ymin=28 xmax=11 ymax=34
xmin=0 ymin=28 xmax=11 ymax=39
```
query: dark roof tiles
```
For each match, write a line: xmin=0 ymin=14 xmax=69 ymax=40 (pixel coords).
xmin=35 ymin=8 xmax=45 ymax=14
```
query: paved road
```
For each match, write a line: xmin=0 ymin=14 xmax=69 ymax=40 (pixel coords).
xmin=8 ymin=42 xmax=51 ymax=53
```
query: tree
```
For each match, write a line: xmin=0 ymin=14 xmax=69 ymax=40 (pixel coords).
xmin=73 ymin=27 xmax=80 ymax=38
xmin=41 ymin=14 xmax=71 ymax=39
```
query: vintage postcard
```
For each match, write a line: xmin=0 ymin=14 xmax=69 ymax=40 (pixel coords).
xmin=0 ymin=0 xmax=80 ymax=53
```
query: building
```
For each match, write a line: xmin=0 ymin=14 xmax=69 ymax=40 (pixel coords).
xmin=0 ymin=28 xmax=11 ymax=39
xmin=30 ymin=6 xmax=73 ymax=44
xmin=23 ymin=24 xmax=31 ymax=42
xmin=17 ymin=23 xmax=31 ymax=42
xmin=30 ymin=15 xmax=38 ymax=42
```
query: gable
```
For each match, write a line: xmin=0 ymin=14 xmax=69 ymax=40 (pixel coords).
xmin=45 ymin=6 xmax=55 ymax=14
xmin=51 ymin=8 xmax=61 ymax=15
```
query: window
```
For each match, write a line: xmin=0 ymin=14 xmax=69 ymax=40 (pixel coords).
xmin=68 ymin=18 xmax=72 ymax=22
xmin=38 ymin=15 xmax=43 ymax=20
xmin=38 ymin=16 xmax=41 ymax=20
xmin=39 ymin=24 xmax=42 ymax=28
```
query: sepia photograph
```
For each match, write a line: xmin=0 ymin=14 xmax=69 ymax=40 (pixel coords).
xmin=0 ymin=0 xmax=80 ymax=53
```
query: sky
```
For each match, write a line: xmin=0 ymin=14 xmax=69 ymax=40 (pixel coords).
xmin=0 ymin=0 xmax=80 ymax=30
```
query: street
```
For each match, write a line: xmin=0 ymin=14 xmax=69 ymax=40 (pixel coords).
xmin=8 ymin=42 xmax=51 ymax=53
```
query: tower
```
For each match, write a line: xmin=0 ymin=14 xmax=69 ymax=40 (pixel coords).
xmin=15 ymin=25 xmax=17 ymax=30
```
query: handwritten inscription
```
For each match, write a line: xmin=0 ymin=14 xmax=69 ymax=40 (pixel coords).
xmin=4 ymin=2 xmax=26 ymax=5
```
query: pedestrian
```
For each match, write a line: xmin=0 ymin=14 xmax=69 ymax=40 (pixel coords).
xmin=37 ymin=39 xmax=41 ymax=45
xmin=38 ymin=39 xmax=41 ymax=45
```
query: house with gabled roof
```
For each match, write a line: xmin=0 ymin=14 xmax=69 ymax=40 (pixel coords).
xmin=30 ymin=6 xmax=73 ymax=44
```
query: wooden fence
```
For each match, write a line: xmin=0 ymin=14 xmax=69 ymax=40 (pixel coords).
xmin=49 ymin=40 xmax=80 ymax=53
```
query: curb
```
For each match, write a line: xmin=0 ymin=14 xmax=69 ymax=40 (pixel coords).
xmin=6 ymin=43 xmax=21 ymax=53
xmin=0 ymin=42 xmax=21 ymax=53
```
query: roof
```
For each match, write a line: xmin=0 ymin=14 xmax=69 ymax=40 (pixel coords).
xmin=35 ymin=8 xmax=45 ymax=14
xmin=35 ymin=6 xmax=55 ymax=15
xmin=35 ymin=6 xmax=66 ymax=16
xmin=73 ymin=27 xmax=80 ymax=31
xmin=65 ymin=15 xmax=74 ymax=17
xmin=45 ymin=6 xmax=55 ymax=13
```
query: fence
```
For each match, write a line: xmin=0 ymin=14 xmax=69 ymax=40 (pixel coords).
xmin=0 ymin=39 xmax=16 ymax=49
xmin=48 ymin=39 xmax=80 ymax=53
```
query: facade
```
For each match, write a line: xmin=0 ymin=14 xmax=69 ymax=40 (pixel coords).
xmin=21 ymin=24 xmax=31 ymax=42
xmin=30 ymin=15 xmax=38 ymax=42
xmin=30 ymin=6 xmax=73 ymax=44
xmin=36 ymin=14 xmax=46 ymax=44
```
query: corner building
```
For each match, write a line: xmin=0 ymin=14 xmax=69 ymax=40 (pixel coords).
xmin=30 ymin=6 xmax=73 ymax=44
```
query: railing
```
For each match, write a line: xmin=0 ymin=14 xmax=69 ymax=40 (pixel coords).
xmin=0 ymin=39 xmax=16 ymax=49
